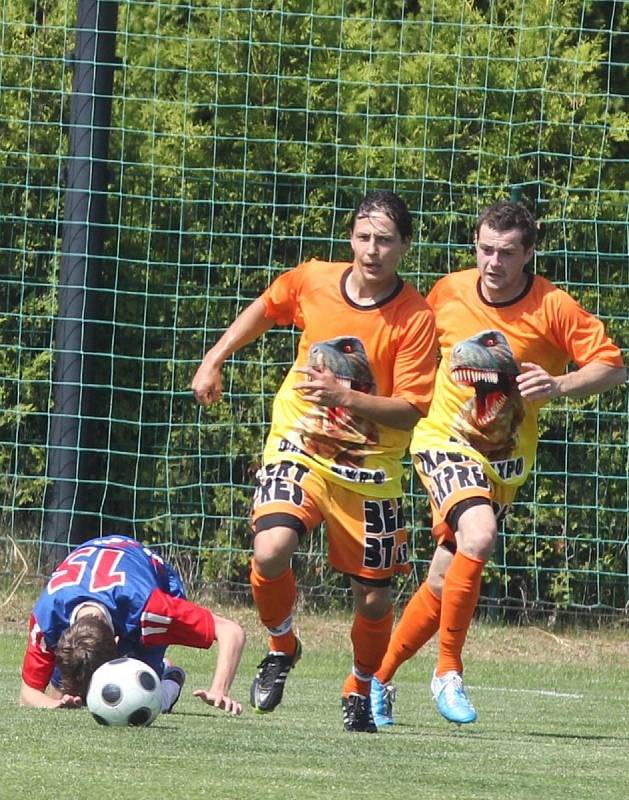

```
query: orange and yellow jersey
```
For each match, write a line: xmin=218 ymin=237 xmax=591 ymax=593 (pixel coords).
xmin=411 ymin=268 xmax=624 ymax=489
xmin=261 ymin=259 xmax=437 ymax=497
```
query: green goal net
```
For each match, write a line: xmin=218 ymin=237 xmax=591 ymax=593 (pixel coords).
xmin=1 ymin=0 xmax=627 ymax=617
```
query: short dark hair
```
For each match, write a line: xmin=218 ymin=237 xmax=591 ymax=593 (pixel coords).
xmin=476 ymin=201 xmax=538 ymax=249
xmin=56 ymin=616 xmax=118 ymax=699
xmin=350 ymin=190 xmax=413 ymax=241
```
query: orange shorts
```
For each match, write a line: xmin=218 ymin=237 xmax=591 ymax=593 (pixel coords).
xmin=413 ymin=449 xmax=519 ymax=547
xmin=251 ymin=460 xmax=410 ymax=581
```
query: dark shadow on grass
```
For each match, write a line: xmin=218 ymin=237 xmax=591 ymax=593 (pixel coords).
xmin=376 ymin=723 xmax=413 ymax=729
xmin=386 ymin=725 xmax=628 ymax=745
xmin=456 ymin=726 xmax=629 ymax=745
xmin=525 ymin=731 xmax=629 ymax=743
xmin=470 ymin=729 xmax=629 ymax=745
xmin=435 ymin=728 xmax=628 ymax=744
xmin=166 ymin=710 xmax=244 ymax=720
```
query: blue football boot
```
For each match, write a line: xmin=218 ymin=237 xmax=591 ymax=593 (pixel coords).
xmin=430 ymin=670 xmax=477 ymax=725
xmin=370 ymin=676 xmax=396 ymax=727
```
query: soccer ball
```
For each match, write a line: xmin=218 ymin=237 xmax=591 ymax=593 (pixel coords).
xmin=87 ymin=657 xmax=162 ymax=727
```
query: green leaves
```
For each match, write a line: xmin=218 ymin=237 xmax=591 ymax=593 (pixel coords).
xmin=0 ymin=0 xmax=625 ymax=608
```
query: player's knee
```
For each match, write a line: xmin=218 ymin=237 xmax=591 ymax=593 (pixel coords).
xmin=455 ymin=503 xmax=497 ymax=560
xmin=426 ymin=570 xmax=444 ymax=598
xmin=253 ymin=529 xmax=297 ymax=576
xmin=252 ymin=549 xmax=289 ymax=577
xmin=352 ymin=582 xmax=391 ymax=619
xmin=459 ymin=526 xmax=496 ymax=561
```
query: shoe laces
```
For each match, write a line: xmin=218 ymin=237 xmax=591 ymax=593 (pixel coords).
xmin=344 ymin=694 xmax=373 ymax=725
xmin=255 ymin=652 xmax=292 ymax=686
xmin=259 ymin=651 xmax=287 ymax=665
xmin=373 ymin=681 xmax=395 ymax=714
xmin=440 ymin=673 xmax=471 ymax=709
xmin=258 ymin=640 xmax=301 ymax=670
xmin=346 ymin=693 xmax=364 ymax=714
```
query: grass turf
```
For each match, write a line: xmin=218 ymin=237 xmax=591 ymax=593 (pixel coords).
xmin=3 ymin=612 xmax=629 ymax=800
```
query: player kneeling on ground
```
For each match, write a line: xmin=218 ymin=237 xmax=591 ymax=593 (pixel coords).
xmin=19 ymin=535 xmax=245 ymax=716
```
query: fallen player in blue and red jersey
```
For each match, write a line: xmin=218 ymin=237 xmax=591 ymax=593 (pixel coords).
xmin=20 ymin=535 xmax=245 ymax=716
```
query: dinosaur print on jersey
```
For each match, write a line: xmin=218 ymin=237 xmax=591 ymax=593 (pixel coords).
xmin=450 ymin=330 xmax=524 ymax=460
xmin=299 ymin=336 xmax=379 ymax=465
xmin=411 ymin=267 xmax=623 ymax=491
xmin=261 ymin=259 xmax=437 ymax=496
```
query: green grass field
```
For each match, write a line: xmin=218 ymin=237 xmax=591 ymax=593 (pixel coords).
xmin=3 ymin=608 xmax=629 ymax=800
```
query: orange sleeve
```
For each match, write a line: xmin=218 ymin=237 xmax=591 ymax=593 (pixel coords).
xmin=392 ymin=305 xmax=438 ymax=416
xmin=426 ymin=275 xmax=446 ymax=312
xmin=550 ymin=290 xmax=624 ymax=368
xmin=261 ymin=263 xmax=307 ymax=326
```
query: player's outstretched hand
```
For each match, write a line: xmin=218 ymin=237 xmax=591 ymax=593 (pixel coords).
xmin=193 ymin=689 xmax=242 ymax=716
xmin=56 ymin=694 xmax=83 ymax=709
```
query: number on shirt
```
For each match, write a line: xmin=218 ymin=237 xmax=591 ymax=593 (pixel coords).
xmin=47 ymin=546 xmax=126 ymax=594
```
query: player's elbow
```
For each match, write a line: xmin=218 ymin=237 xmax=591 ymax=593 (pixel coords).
xmin=215 ymin=616 xmax=246 ymax=651
xmin=226 ymin=621 xmax=246 ymax=661
xmin=19 ymin=681 xmax=37 ymax=707
xmin=392 ymin=402 xmax=422 ymax=431
xmin=232 ymin=622 xmax=246 ymax=652
xmin=600 ymin=365 xmax=627 ymax=391
xmin=612 ymin=365 xmax=627 ymax=387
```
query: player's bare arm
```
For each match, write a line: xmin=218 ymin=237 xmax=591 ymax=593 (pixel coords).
xmin=517 ymin=361 xmax=626 ymax=401
xmin=19 ymin=679 xmax=82 ymax=710
xmin=192 ymin=297 xmax=274 ymax=405
xmin=293 ymin=365 xmax=421 ymax=430
xmin=193 ymin=614 xmax=246 ymax=716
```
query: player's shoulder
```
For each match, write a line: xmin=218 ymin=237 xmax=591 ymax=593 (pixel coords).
xmin=530 ymin=272 xmax=559 ymax=293
xmin=397 ymin=279 xmax=433 ymax=312
xmin=433 ymin=267 xmax=476 ymax=289
xmin=529 ymin=273 xmax=578 ymax=309
xmin=428 ymin=268 xmax=476 ymax=302
xmin=79 ymin=534 xmax=140 ymax=551
xmin=299 ymin=258 xmax=350 ymax=275
xmin=32 ymin=586 xmax=70 ymax=634
xmin=446 ymin=267 xmax=476 ymax=285
xmin=285 ymin=258 xmax=349 ymax=287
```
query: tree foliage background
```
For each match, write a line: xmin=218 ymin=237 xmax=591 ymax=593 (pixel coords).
xmin=1 ymin=0 xmax=627 ymax=614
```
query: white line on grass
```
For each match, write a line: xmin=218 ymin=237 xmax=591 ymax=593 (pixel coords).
xmin=469 ymin=686 xmax=583 ymax=699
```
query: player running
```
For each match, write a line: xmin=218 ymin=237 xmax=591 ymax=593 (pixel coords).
xmin=20 ymin=535 xmax=245 ymax=715
xmin=370 ymin=200 xmax=625 ymax=727
xmin=192 ymin=190 xmax=437 ymax=732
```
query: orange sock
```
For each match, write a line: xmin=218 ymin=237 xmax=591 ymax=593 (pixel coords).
xmin=436 ymin=550 xmax=484 ymax=676
xmin=249 ymin=561 xmax=298 ymax=655
xmin=374 ymin=582 xmax=441 ymax=685
xmin=342 ymin=609 xmax=393 ymax=697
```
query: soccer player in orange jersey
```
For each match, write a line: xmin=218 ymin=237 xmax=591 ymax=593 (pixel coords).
xmin=192 ymin=191 xmax=437 ymax=732
xmin=370 ymin=201 xmax=626 ymax=726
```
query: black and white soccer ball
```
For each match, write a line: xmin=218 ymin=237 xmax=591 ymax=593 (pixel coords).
xmin=87 ymin=657 xmax=162 ymax=727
